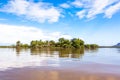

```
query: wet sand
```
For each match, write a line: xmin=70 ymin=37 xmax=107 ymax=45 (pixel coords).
xmin=0 ymin=63 xmax=120 ymax=80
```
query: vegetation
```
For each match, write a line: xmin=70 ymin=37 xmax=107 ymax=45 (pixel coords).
xmin=71 ymin=38 xmax=84 ymax=48
xmin=16 ymin=41 xmax=29 ymax=48
xmin=84 ymin=44 xmax=99 ymax=49
xmin=16 ymin=38 xmax=99 ymax=49
xmin=0 ymin=46 xmax=12 ymax=48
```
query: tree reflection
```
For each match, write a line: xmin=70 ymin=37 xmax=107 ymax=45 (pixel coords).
xmin=16 ymin=47 xmax=21 ymax=56
xmin=30 ymin=48 xmax=55 ymax=57
xmin=85 ymin=48 xmax=98 ymax=53
xmin=71 ymin=49 xmax=84 ymax=58
xmin=16 ymin=48 xmax=86 ymax=59
xmin=15 ymin=48 xmax=29 ymax=56
xmin=58 ymin=48 xmax=71 ymax=58
xmin=58 ymin=48 xmax=84 ymax=58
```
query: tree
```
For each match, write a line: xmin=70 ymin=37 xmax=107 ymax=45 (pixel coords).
xmin=49 ymin=40 xmax=55 ymax=47
xmin=38 ymin=40 xmax=43 ymax=48
xmin=90 ymin=44 xmax=99 ymax=49
xmin=71 ymin=38 xmax=84 ymax=48
xmin=84 ymin=44 xmax=98 ymax=49
xmin=16 ymin=41 xmax=20 ymax=47
xmin=30 ymin=40 xmax=37 ymax=48
xmin=58 ymin=38 xmax=71 ymax=48
xmin=16 ymin=38 xmax=98 ymax=49
xmin=21 ymin=44 xmax=29 ymax=48
xmin=43 ymin=40 xmax=49 ymax=47
xmin=84 ymin=44 xmax=90 ymax=49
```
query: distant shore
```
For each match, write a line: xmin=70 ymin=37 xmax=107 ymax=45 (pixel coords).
xmin=99 ymin=46 xmax=120 ymax=48
xmin=0 ymin=46 xmax=120 ymax=48
xmin=0 ymin=46 xmax=15 ymax=48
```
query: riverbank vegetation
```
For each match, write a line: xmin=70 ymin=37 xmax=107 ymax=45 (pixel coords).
xmin=16 ymin=38 xmax=99 ymax=49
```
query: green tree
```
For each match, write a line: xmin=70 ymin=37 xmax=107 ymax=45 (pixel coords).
xmin=58 ymin=38 xmax=71 ymax=48
xmin=16 ymin=41 xmax=20 ymax=47
xmin=85 ymin=44 xmax=99 ymax=49
xmin=38 ymin=40 xmax=43 ymax=48
xmin=30 ymin=40 xmax=37 ymax=48
xmin=43 ymin=40 xmax=49 ymax=47
xmin=84 ymin=44 xmax=90 ymax=49
xmin=49 ymin=40 xmax=55 ymax=47
xmin=90 ymin=44 xmax=99 ymax=49
xmin=21 ymin=44 xmax=29 ymax=48
xmin=71 ymin=38 xmax=84 ymax=48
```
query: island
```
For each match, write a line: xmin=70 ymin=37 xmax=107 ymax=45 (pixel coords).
xmin=15 ymin=38 xmax=98 ymax=49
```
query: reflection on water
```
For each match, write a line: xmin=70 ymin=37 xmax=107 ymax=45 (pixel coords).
xmin=1 ymin=48 xmax=120 ymax=80
xmin=59 ymin=48 xmax=84 ymax=58
xmin=16 ymin=48 xmax=29 ymax=56
xmin=85 ymin=48 xmax=98 ymax=53
xmin=0 ymin=48 xmax=87 ymax=70
xmin=16 ymin=48 xmax=85 ymax=58
xmin=116 ymin=48 xmax=120 ymax=53
xmin=1 ymin=48 xmax=120 ymax=71
xmin=1 ymin=69 xmax=120 ymax=80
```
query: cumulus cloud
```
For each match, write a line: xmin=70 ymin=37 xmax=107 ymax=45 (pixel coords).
xmin=0 ymin=24 xmax=72 ymax=45
xmin=0 ymin=0 xmax=120 ymax=21
xmin=0 ymin=0 xmax=61 ymax=23
xmin=74 ymin=0 xmax=120 ymax=19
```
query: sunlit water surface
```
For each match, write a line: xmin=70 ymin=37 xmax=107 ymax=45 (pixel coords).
xmin=0 ymin=48 xmax=120 ymax=71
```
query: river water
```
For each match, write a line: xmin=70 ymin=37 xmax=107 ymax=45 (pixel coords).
xmin=0 ymin=48 xmax=120 ymax=80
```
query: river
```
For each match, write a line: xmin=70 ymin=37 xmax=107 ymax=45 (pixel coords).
xmin=0 ymin=48 xmax=120 ymax=80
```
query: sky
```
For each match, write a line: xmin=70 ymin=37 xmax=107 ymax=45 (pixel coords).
xmin=0 ymin=0 xmax=120 ymax=46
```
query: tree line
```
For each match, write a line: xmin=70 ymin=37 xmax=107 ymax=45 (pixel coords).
xmin=16 ymin=38 xmax=99 ymax=49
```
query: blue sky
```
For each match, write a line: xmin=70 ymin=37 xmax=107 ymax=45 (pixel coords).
xmin=0 ymin=0 xmax=120 ymax=46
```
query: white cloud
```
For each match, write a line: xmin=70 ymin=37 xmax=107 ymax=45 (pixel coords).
xmin=76 ymin=10 xmax=86 ymax=19
xmin=105 ymin=2 xmax=120 ymax=18
xmin=86 ymin=0 xmax=109 ymax=18
xmin=1 ymin=0 xmax=120 ymax=21
xmin=71 ymin=0 xmax=83 ymax=7
xmin=0 ymin=0 xmax=61 ymax=23
xmin=60 ymin=3 xmax=70 ymax=8
xmin=0 ymin=24 xmax=72 ymax=45
xmin=74 ymin=0 xmax=120 ymax=19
